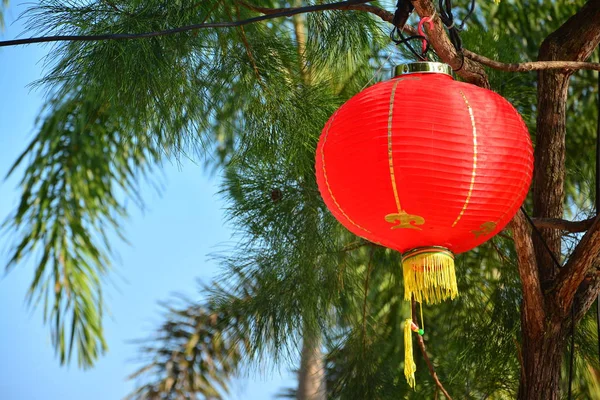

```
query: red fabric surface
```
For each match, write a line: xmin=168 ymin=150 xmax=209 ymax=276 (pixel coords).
xmin=316 ymin=73 xmax=533 ymax=254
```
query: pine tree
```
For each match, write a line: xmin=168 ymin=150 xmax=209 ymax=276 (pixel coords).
xmin=3 ymin=0 xmax=600 ymax=399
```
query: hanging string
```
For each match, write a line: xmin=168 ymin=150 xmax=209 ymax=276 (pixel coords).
xmin=360 ymin=51 xmax=395 ymax=90
xmin=520 ymin=207 xmax=562 ymax=269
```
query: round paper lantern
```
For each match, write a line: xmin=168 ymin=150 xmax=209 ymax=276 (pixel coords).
xmin=315 ymin=62 xmax=533 ymax=304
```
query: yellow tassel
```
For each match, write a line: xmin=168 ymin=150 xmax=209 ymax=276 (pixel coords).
xmin=402 ymin=247 xmax=458 ymax=304
xmin=404 ymin=318 xmax=417 ymax=389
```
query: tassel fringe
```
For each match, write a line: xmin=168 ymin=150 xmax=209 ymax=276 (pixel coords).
xmin=404 ymin=318 xmax=417 ymax=389
xmin=402 ymin=247 xmax=458 ymax=304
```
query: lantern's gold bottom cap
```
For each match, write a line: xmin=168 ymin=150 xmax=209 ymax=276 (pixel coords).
xmin=402 ymin=246 xmax=458 ymax=304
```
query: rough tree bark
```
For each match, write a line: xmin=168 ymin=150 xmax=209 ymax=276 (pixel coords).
xmin=520 ymin=2 xmax=600 ymax=399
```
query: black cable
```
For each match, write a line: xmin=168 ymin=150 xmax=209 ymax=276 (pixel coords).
xmin=390 ymin=0 xmax=426 ymax=60
xmin=520 ymin=206 xmax=563 ymax=269
xmin=437 ymin=0 xmax=476 ymax=53
xmin=0 ymin=0 xmax=372 ymax=47
xmin=460 ymin=0 xmax=477 ymax=30
xmin=392 ymin=34 xmax=428 ymax=48
xmin=391 ymin=32 xmax=429 ymax=60
xmin=453 ymin=52 xmax=465 ymax=72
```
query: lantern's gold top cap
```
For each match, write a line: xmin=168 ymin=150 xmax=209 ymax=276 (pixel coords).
xmin=394 ymin=62 xmax=454 ymax=78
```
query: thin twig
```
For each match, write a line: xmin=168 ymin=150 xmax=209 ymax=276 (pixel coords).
xmin=101 ymin=0 xmax=137 ymax=17
xmin=531 ymin=216 xmax=596 ymax=233
xmin=0 ymin=0 xmax=372 ymax=47
xmin=240 ymin=1 xmax=600 ymax=79
xmin=230 ymin=4 xmax=264 ymax=85
xmin=411 ymin=299 xmax=453 ymax=400
xmin=5 ymin=0 xmax=600 ymax=77
xmin=238 ymin=0 xmax=397 ymax=27
xmin=337 ymin=240 xmax=380 ymax=253
xmin=464 ymin=49 xmax=600 ymax=73
xmin=490 ymin=240 xmax=511 ymax=265
xmin=497 ymin=232 xmax=513 ymax=241
xmin=513 ymin=337 xmax=524 ymax=380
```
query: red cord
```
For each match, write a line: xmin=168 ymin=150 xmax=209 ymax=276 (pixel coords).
xmin=417 ymin=17 xmax=434 ymax=58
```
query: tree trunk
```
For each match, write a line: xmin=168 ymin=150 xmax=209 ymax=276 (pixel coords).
xmin=517 ymin=2 xmax=600 ymax=398
xmin=517 ymin=318 xmax=566 ymax=400
xmin=297 ymin=331 xmax=326 ymax=400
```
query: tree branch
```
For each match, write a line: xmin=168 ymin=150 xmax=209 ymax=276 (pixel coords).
xmin=534 ymin=0 xmax=600 ymax=288
xmin=511 ymin=211 xmax=546 ymax=338
xmin=531 ymin=217 xmax=596 ymax=233
xmin=411 ymin=300 xmax=453 ymax=400
xmin=572 ymin=271 xmax=600 ymax=323
xmin=239 ymin=0 xmax=397 ymax=22
xmin=241 ymin=0 xmax=600 ymax=76
xmin=241 ymin=1 xmax=600 ymax=76
xmin=463 ymin=49 xmax=600 ymax=73
xmin=229 ymin=3 xmax=264 ymax=85
xmin=4 ymin=0 xmax=600 ymax=80
xmin=554 ymin=216 xmax=600 ymax=316
xmin=411 ymin=0 xmax=489 ymax=88
xmin=0 ymin=0 xmax=374 ymax=47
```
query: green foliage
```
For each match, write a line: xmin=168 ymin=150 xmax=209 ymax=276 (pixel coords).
xmin=128 ymin=296 xmax=245 ymax=400
xmin=473 ymin=0 xmax=600 ymax=210
xmin=132 ymin=2 xmax=600 ymax=398
xmin=4 ymin=95 xmax=161 ymax=367
xmin=209 ymin=84 xmax=362 ymax=362
xmin=7 ymin=0 xmax=386 ymax=370
xmin=0 ymin=0 xmax=7 ymax=30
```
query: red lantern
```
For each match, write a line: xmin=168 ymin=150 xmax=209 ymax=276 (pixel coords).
xmin=315 ymin=62 xmax=533 ymax=304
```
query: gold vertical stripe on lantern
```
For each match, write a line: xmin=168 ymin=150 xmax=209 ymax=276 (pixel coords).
xmin=387 ymin=79 xmax=403 ymax=213
xmin=451 ymin=90 xmax=478 ymax=228
xmin=402 ymin=247 xmax=458 ymax=304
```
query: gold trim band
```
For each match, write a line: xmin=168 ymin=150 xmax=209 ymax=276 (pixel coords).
xmin=402 ymin=246 xmax=454 ymax=261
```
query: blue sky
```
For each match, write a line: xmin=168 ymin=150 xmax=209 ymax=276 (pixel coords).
xmin=0 ymin=3 xmax=295 ymax=399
